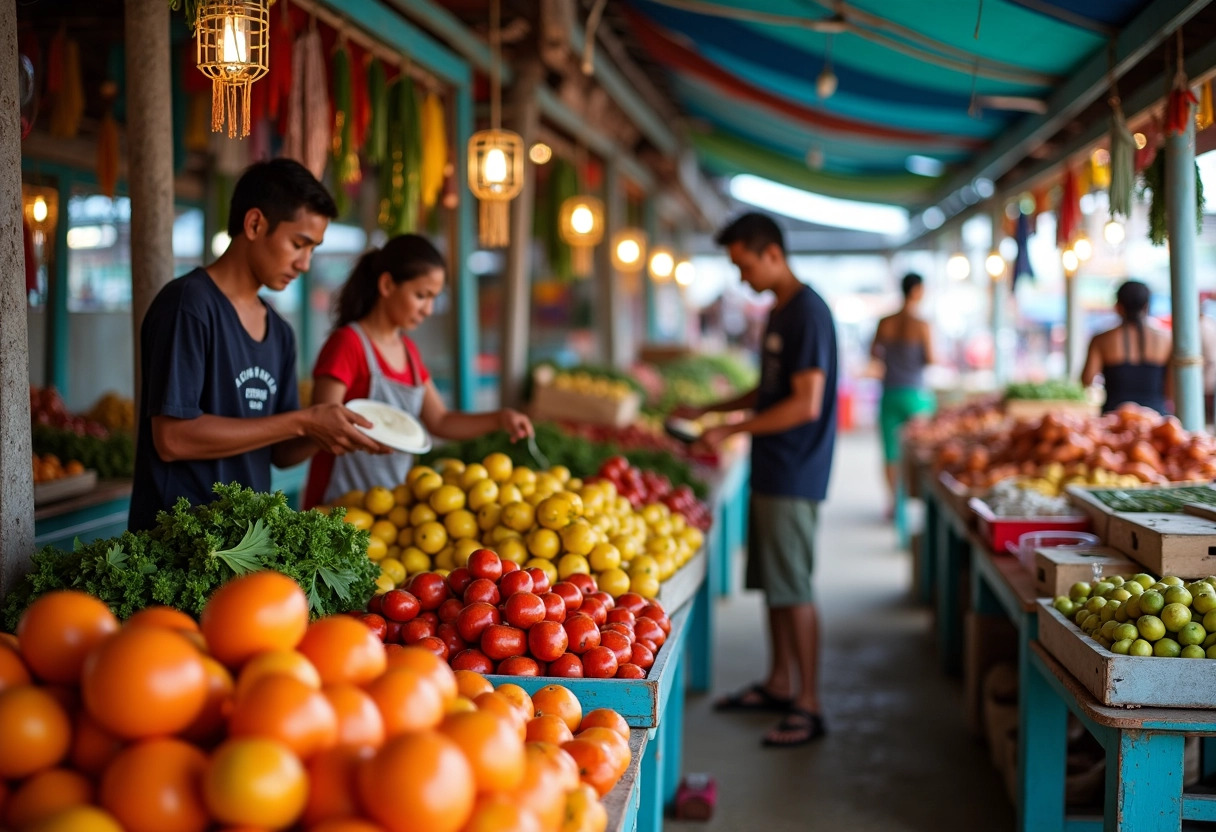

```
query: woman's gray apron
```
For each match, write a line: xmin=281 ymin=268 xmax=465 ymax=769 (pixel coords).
xmin=322 ymin=323 xmax=427 ymax=503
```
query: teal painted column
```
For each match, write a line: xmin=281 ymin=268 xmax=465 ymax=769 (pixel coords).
xmin=1166 ymin=110 xmax=1204 ymax=430
xmin=48 ymin=176 xmax=71 ymax=393
xmin=643 ymin=200 xmax=659 ymax=343
xmin=1064 ymin=271 xmax=1081 ymax=379
xmin=990 ymin=208 xmax=1009 ymax=387
xmin=452 ymin=82 xmax=477 ymax=411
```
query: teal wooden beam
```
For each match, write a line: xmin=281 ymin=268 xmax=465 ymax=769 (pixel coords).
xmin=643 ymin=199 xmax=660 ymax=343
xmin=314 ymin=0 xmax=470 ymax=86
xmin=535 ymin=87 xmax=655 ymax=190
xmin=48 ymin=175 xmax=71 ymax=395
xmin=1166 ymin=114 xmax=1204 ymax=431
xmin=379 ymin=0 xmax=510 ymax=83
xmin=453 ymin=82 xmax=478 ymax=412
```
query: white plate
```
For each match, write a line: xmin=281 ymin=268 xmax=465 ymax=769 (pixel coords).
xmin=346 ymin=399 xmax=432 ymax=454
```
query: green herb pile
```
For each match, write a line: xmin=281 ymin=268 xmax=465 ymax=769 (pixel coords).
xmin=419 ymin=422 xmax=708 ymax=499
xmin=1088 ymin=485 xmax=1216 ymax=513
xmin=32 ymin=425 xmax=135 ymax=479
xmin=3 ymin=483 xmax=378 ymax=631
xmin=647 ymin=354 xmax=758 ymax=415
xmin=1004 ymin=380 xmax=1087 ymax=402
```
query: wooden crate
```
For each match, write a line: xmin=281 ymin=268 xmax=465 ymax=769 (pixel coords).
xmin=938 ymin=471 xmax=982 ymax=526
xmin=656 ymin=548 xmax=706 ymax=614
xmin=1066 ymin=482 xmax=1216 ymax=541
xmin=33 ymin=470 xmax=98 ymax=507
xmin=1037 ymin=601 xmax=1216 ymax=708
xmin=1104 ymin=512 xmax=1216 ymax=579
xmin=1034 ymin=545 xmax=1142 ymax=598
xmin=1004 ymin=399 xmax=1098 ymax=422
xmin=530 ymin=384 xmax=641 ymax=428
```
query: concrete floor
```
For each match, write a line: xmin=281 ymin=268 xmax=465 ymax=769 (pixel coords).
xmin=670 ymin=431 xmax=1014 ymax=832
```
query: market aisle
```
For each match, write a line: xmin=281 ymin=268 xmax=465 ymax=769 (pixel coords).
xmin=671 ymin=430 xmax=1013 ymax=832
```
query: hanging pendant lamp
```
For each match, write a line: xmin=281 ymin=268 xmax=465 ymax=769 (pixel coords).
xmin=195 ymin=0 xmax=270 ymax=138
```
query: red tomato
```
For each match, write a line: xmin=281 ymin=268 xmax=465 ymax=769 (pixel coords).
xmin=384 ymin=621 xmax=404 ymax=644
xmin=527 ymin=620 xmax=569 ymax=663
xmin=406 ymin=573 xmax=450 ymax=611
xmin=634 ymin=618 xmax=665 ymax=649
xmin=500 ymin=560 xmax=521 ymax=575
xmin=599 ymin=631 xmax=632 ymax=666
xmin=582 ymin=646 xmax=618 ymax=679
xmin=503 ymin=593 xmax=546 ymax=630
xmin=451 ymin=649 xmax=494 ymax=674
xmin=639 ymin=600 xmax=667 ymax=619
xmin=580 ymin=597 xmax=608 ymax=628
xmin=614 ymin=593 xmax=646 ymax=615
xmin=588 ymin=592 xmax=615 ymax=611
xmin=563 ymin=615 xmax=600 ymax=655
xmin=630 ymin=642 xmax=655 ymax=669
xmin=566 ymin=574 xmax=597 ymax=597
xmin=435 ymin=623 xmax=467 ymax=659
xmin=498 ymin=571 xmax=534 ymax=598
xmin=551 ymin=582 xmax=583 ymax=613
xmin=480 ymin=625 xmax=526 ymax=662
xmin=615 ymin=663 xmax=646 ymax=679
xmin=547 ymin=653 xmax=584 ymax=678
xmin=637 ymin=638 xmax=657 ymax=654
xmin=419 ymin=611 xmax=440 ymax=630
xmin=456 ymin=602 xmax=501 ymax=645
xmin=414 ymin=635 xmax=449 ymax=661
xmin=401 ymin=618 xmax=436 ymax=645
xmin=445 ymin=568 xmax=474 ymax=598
xmin=359 ymin=614 xmax=388 ymax=643
xmin=468 ymin=550 xmax=503 ymax=583
xmin=496 ymin=656 xmax=541 ymax=676
xmin=366 ymin=594 xmax=384 ymax=616
xmin=602 ymin=623 xmax=635 ymax=643
xmin=463 ymin=579 xmax=501 ymax=607
xmin=605 ymin=609 xmax=635 ymax=626
xmin=437 ymin=599 xmax=464 ymax=625
xmin=380 ymin=590 xmax=421 ymax=623
xmin=524 ymin=568 xmax=551 ymax=594
xmin=539 ymin=593 xmax=566 ymax=623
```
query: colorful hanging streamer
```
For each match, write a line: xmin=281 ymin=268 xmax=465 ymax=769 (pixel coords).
xmin=1197 ymin=81 xmax=1213 ymax=131
xmin=1108 ymin=100 xmax=1135 ymax=219
xmin=1056 ymin=169 xmax=1080 ymax=249
xmin=1012 ymin=211 xmax=1034 ymax=291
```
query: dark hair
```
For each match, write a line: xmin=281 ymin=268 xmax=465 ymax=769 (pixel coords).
xmin=901 ymin=272 xmax=924 ymax=298
xmin=714 ymin=212 xmax=786 ymax=255
xmin=226 ymin=158 xmax=338 ymax=238
xmin=1116 ymin=280 xmax=1150 ymax=321
xmin=334 ymin=234 xmax=446 ymax=328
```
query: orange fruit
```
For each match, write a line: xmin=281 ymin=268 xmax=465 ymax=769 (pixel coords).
xmin=302 ymin=744 xmax=374 ymax=827
xmin=309 ymin=820 xmax=385 ymax=832
xmin=3 ymin=768 xmax=93 ymax=829
xmin=0 ymin=685 xmax=71 ymax=778
xmin=356 ymin=731 xmax=475 ymax=832
xmin=27 ymin=806 xmax=124 ymax=832
xmin=228 ymin=674 xmax=339 ymax=760
xmin=461 ymin=793 xmax=542 ymax=832
xmin=0 ymin=643 xmax=31 ymax=691
xmin=531 ymin=684 xmax=582 ymax=732
xmin=204 ymin=738 xmax=308 ymax=830
xmin=509 ymin=743 xmax=568 ymax=832
xmin=81 ymin=626 xmax=207 ymax=739
xmin=235 ymin=650 xmax=321 ymax=699
xmin=445 ymin=695 xmax=478 ymax=715
xmin=99 ymin=739 xmax=209 ymax=832
xmin=527 ymin=741 xmax=580 ymax=792
xmin=494 ymin=683 xmax=535 ymax=720
xmin=201 ymin=572 xmax=310 ymax=669
xmin=453 ymin=668 xmax=493 ymax=701
xmin=17 ymin=591 xmax=119 ymax=684
xmin=438 ymin=709 xmax=526 ymax=792
xmin=526 ymin=713 xmax=574 ymax=746
xmin=68 ymin=710 xmax=122 ymax=777
xmin=124 ymin=605 xmax=199 ymax=632
xmin=577 ymin=727 xmax=631 ymax=779
xmin=182 ymin=655 xmax=236 ymax=745
xmin=561 ymin=738 xmax=618 ymax=797
xmin=323 ymin=684 xmax=386 ymax=748
xmin=563 ymin=781 xmax=608 ymax=832
xmin=297 ymin=616 xmax=386 ymax=687
xmin=473 ymin=691 xmax=527 ymax=740
xmin=578 ymin=708 xmax=629 ymax=740
xmin=365 ymin=668 xmax=445 ymax=737
xmin=384 ymin=647 xmax=458 ymax=702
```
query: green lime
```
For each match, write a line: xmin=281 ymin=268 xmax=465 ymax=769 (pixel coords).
xmin=1085 ymin=596 xmax=1108 ymax=614
xmin=1153 ymin=637 xmax=1182 ymax=658
xmin=1177 ymin=622 xmax=1207 ymax=646
xmin=1164 ymin=586 xmax=1193 ymax=608
xmin=1162 ymin=575 xmax=1185 ymax=588
xmin=1139 ymin=590 xmax=1165 ymax=616
xmin=1111 ymin=639 xmax=1133 ymax=654
xmin=1130 ymin=639 xmax=1154 ymax=657
xmin=1114 ymin=623 xmax=1139 ymax=642
xmin=1069 ymin=582 xmax=1092 ymax=601
xmin=1123 ymin=581 xmax=1144 ymax=597
xmin=1108 ymin=575 xmax=1126 ymax=587
xmin=1161 ymin=603 xmax=1192 ymax=633
xmin=1193 ymin=593 xmax=1216 ymax=615
xmin=1181 ymin=644 xmax=1207 ymax=659
xmin=1132 ymin=573 xmax=1156 ymax=590
xmin=1093 ymin=581 xmax=1114 ymax=598
xmin=1137 ymin=615 xmax=1167 ymax=642
xmin=1053 ymin=596 xmax=1076 ymax=616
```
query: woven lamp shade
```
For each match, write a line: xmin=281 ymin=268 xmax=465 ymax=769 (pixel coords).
xmin=195 ymin=0 xmax=270 ymax=138
xmin=468 ymin=128 xmax=524 ymax=247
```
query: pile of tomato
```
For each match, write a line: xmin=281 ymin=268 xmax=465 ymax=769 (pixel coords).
xmin=592 ymin=456 xmax=711 ymax=532
xmin=0 ymin=572 xmax=633 ymax=832
xmin=364 ymin=548 xmax=671 ymax=680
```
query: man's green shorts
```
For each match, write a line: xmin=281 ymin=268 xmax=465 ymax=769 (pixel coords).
xmin=745 ymin=494 xmax=819 ymax=607
xmin=879 ymin=388 xmax=936 ymax=464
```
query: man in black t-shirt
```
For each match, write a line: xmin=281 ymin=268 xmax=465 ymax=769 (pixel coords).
xmin=129 ymin=159 xmax=385 ymax=530
xmin=677 ymin=213 xmax=837 ymax=748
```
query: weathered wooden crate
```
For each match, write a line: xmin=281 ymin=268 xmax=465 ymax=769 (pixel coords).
xmin=1037 ymin=601 xmax=1216 ymax=708
xmin=938 ymin=471 xmax=982 ymax=526
xmin=484 ymin=601 xmax=691 ymax=727
xmin=531 ymin=384 xmax=641 ymax=428
xmin=1034 ymin=545 xmax=1142 ymax=598
xmin=1066 ymin=482 xmax=1216 ymax=541
xmin=656 ymin=548 xmax=705 ymax=614
xmin=1104 ymin=512 xmax=1216 ymax=579
xmin=1003 ymin=398 xmax=1098 ymax=422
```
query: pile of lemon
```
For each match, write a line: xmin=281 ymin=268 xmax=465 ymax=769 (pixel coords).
xmin=323 ymin=453 xmax=703 ymax=599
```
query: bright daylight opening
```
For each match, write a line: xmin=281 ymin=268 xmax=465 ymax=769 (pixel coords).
xmin=729 ymin=174 xmax=909 ymax=236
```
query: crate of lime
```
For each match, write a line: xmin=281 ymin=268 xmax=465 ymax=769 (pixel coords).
xmin=1037 ymin=572 xmax=1216 ymax=707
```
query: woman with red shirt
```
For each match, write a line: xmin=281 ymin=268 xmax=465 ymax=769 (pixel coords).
xmin=304 ymin=234 xmax=532 ymax=508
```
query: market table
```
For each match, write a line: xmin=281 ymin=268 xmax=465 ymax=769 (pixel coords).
xmin=706 ymin=454 xmax=750 ymax=599
xmin=1023 ymin=642 xmax=1216 ymax=832
xmin=604 ymin=730 xmax=648 ymax=832
xmin=930 ymin=473 xmax=973 ymax=674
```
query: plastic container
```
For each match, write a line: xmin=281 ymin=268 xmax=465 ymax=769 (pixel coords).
xmin=1006 ymin=530 xmax=1100 ymax=571
xmin=969 ymin=497 xmax=1092 ymax=558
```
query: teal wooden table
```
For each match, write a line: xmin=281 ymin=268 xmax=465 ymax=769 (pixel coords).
xmin=1024 ymin=642 xmax=1216 ymax=832
xmin=707 ymin=456 xmax=750 ymax=600
xmin=931 ymin=475 xmax=972 ymax=674
xmin=918 ymin=467 xmax=939 ymax=606
xmin=604 ymin=730 xmax=648 ymax=832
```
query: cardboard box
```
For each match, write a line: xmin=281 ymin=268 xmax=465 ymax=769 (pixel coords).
xmin=1104 ymin=512 xmax=1216 ymax=579
xmin=1034 ymin=545 xmax=1142 ymax=598
xmin=530 ymin=384 xmax=641 ymax=428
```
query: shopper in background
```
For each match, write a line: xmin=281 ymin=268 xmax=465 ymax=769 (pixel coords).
xmin=129 ymin=159 xmax=385 ymax=532
xmin=1081 ymin=280 xmax=1172 ymax=414
xmin=677 ymin=212 xmax=837 ymax=748
xmin=304 ymin=234 xmax=533 ymax=509
xmin=870 ymin=272 xmax=936 ymax=519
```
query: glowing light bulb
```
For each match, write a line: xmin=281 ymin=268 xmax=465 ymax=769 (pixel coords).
xmin=1104 ymin=220 xmax=1125 ymax=245
xmin=1133 ymin=132 xmax=1148 ymax=150
xmin=221 ymin=15 xmax=248 ymax=68
xmin=674 ymin=260 xmax=695 ymax=287
xmin=1062 ymin=249 xmax=1079 ymax=272
xmin=484 ymin=148 xmax=508 ymax=185
xmin=946 ymin=252 xmax=970 ymax=281
xmin=616 ymin=238 xmax=640 ymax=265
xmin=985 ymin=252 xmax=1004 ymax=278
xmin=571 ymin=205 xmax=594 ymax=235
xmin=1073 ymin=237 xmax=1093 ymax=261
xmin=32 ymin=196 xmax=47 ymax=223
xmin=529 ymin=143 xmax=552 ymax=164
xmin=649 ymin=250 xmax=674 ymax=281
xmin=816 ymin=67 xmax=837 ymax=99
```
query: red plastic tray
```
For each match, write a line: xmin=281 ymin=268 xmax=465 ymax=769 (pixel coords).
xmin=969 ymin=497 xmax=1092 ymax=556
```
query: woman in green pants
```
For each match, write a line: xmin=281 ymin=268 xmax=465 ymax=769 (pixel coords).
xmin=871 ymin=273 xmax=936 ymax=517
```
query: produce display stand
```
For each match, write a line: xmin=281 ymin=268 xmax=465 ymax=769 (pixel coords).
xmin=1021 ymin=642 xmax=1216 ymax=832
xmin=604 ymin=730 xmax=648 ymax=832
xmin=705 ymin=451 xmax=751 ymax=599
xmin=930 ymin=472 xmax=976 ymax=674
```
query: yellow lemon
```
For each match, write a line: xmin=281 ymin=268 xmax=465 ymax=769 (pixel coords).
xmin=429 ymin=484 xmax=467 ymax=515
xmin=338 ymin=490 xmax=365 ymax=508
xmin=374 ymin=573 xmax=395 ymax=594
xmin=501 ymin=501 xmax=536 ymax=533
xmin=483 ymin=452 xmax=514 ymax=483
xmin=409 ymin=503 xmax=438 ymax=527
xmin=558 ymin=491 xmax=585 ymax=517
xmin=396 ymin=527 xmax=414 ymax=548
xmin=467 ymin=478 xmax=500 ymax=511
xmin=477 ymin=503 xmax=503 ymax=532
xmin=387 ymin=505 xmax=410 ymax=529
xmin=365 ymin=537 xmax=388 ymax=562
xmin=445 ymin=509 xmax=479 ymax=541
xmin=525 ymin=558 xmax=558 ymax=587
xmin=589 ymin=542 xmax=622 ymax=572
xmin=402 ymin=547 xmax=431 ymax=575
xmin=548 ymin=465 xmax=572 ymax=485
xmin=454 ymin=538 xmax=483 ymax=563
xmin=370 ymin=519 xmax=398 ymax=545
xmin=434 ymin=457 xmax=466 ymax=476
xmin=632 ymin=574 xmax=660 ymax=599
xmin=392 ymin=484 xmax=412 ymax=507
xmin=597 ymin=567 xmax=631 ymax=598
xmin=379 ymin=558 xmax=406 ymax=585
xmin=341 ymin=507 xmax=374 ymax=531
xmin=559 ymin=520 xmax=596 ymax=556
xmin=364 ymin=486 xmax=395 ymax=516
xmin=407 ymin=465 xmax=437 ymax=486
xmin=536 ymin=496 xmax=575 ymax=530
xmin=557 ymin=554 xmax=591 ymax=580
xmin=509 ymin=467 xmax=537 ymax=491
xmin=490 ymin=525 xmax=523 ymax=544
xmin=498 ymin=538 xmax=528 ymax=566
xmin=459 ymin=463 xmax=490 ymax=490
xmin=497 ymin=483 xmax=524 ymax=506
xmin=646 ymin=536 xmax=676 ymax=558
xmin=411 ymin=471 xmax=444 ymax=502
xmin=567 ymin=478 xmax=583 ymax=491
xmin=631 ymin=555 xmax=660 ymax=579
xmin=434 ymin=548 xmax=456 ymax=571
xmin=415 ymin=521 xmax=449 ymax=554
xmin=526 ymin=527 xmax=561 ymax=560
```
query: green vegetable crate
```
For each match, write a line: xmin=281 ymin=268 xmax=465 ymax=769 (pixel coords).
xmin=1003 ymin=398 xmax=1098 ymax=422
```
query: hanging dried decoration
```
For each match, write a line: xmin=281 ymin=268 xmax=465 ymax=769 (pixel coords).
xmin=1197 ymin=81 xmax=1213 ymax=131
xmin=365 ymin=59 xmax=388 ymax=166
xmin=1055 ymin=169 xmax=1080 ymax=249
xmin=331 ymin=41 xmax=361 ymax=215
xmin=96 ymin=83 xmax=120 ymax=198
xmin=1108 ymin=99 xmax=1135 ymax=219
xmin=195 ymin=0 xmax=270 ymax=138
xmin=559 ymin=195 xmax=605 ymax=277
xmin=420 ymin=91 xmax=448 ymax=211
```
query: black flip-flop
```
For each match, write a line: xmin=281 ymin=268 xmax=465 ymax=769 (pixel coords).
xmin=761 ymin=708 xmax=827 ymax=748
xmin=712 ymin=683 xmax=794 ymax=713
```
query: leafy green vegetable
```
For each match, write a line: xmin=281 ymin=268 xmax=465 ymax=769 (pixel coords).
xmin=1004 ymin=380 xmax=1086 ymax=402
xmin=645 ymin=354 xmax=758 ymax=416
xmin=31 ymin=425 xmax=135 ymax=479
xmin=3 ymin=483 xmax=379 ymax=631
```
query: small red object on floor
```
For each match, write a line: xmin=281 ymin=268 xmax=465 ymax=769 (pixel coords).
xmin=674 ymin=772 xmax=717 ymax=821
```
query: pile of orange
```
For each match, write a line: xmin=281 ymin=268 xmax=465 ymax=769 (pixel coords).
xmin=0 ymin=572 xmax=632 ymax=832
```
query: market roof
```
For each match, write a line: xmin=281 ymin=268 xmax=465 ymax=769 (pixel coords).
xmin=615 ymin=0 xmax=1203 ymax=213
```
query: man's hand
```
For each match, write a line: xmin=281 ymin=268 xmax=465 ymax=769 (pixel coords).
xmin=303 ymin=403 xmax=391 ymax=455
xmin=671 ymin=404 xmax=706 ymax=420
xmin=499 ymin=408 xmax=534 ymax=441
xmin=693 ymin=424 xmax=735 ymax=454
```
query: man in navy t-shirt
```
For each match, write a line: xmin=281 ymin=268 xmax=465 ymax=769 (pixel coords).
xmin=129 ymin=159 xmax=386 ymax=531
xmin=678 ymin=213 xmax=837 ymax=748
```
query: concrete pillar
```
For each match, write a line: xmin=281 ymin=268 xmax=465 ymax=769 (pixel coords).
xmin=595 ymin=159 xmax=626 ymax=367
xmin=1166 ymin=112 xmax=1204 ymax=430
xmin=499 ymin=60 xmax=542 ymax=410
xmin=1065 ymin=272 xmax=1082 ymax=379
xmin=643 ymin=199 xmax=659 ymax=343
xmin=0 ymin=0 xmax=34 ymax=597
xmin=125 ymin=0 xmax=176 ymax=408
xmin=990 ymin=207 xmax=1010 ymax=386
